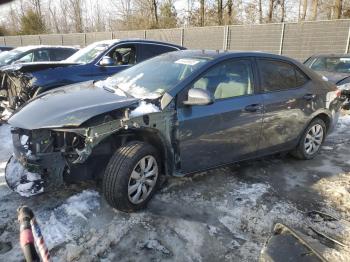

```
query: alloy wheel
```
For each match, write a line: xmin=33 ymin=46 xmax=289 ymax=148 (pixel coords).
xmin=304 ymin=124 xmax=324 ymax=155
xmin=127 ymin=155 xmax=158 ymax=204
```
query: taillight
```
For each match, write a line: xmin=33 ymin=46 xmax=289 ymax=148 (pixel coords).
xmin=335 ymin=88 xmax=341 ymax=97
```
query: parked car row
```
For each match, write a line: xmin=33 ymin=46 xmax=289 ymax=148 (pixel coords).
xmin=0 ymin=38 xmax=342 ymax=212
xmin=0 ymin=40 xmax=183 ymax=111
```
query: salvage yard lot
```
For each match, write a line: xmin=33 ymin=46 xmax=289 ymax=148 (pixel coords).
xmin=1 ymin=115 xmax=350 ymax=261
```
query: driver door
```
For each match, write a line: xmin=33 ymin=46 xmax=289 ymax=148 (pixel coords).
xmin=176 ymin=58 xmax=264 ymax=173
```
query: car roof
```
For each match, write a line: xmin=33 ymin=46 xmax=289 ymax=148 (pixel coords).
xmin=93 ymin=38 xmax=184 ymax=49
xmin=13 ymin=45 xmax=78 ymax=52
xmin=164 ymin=50 xmax=297 ymax=62
xmin=308 ymin=53 xmax=350 ymax=58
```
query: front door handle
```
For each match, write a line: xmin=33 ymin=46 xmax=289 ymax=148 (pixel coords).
xmin=245 ymin=104 xmax=263 ymax=112
xmin=303 ymin=94 xmax=316 ymax=101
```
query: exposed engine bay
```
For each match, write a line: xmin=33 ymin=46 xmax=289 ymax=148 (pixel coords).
xmin=5 ymin=103 xmax=176 ymax=195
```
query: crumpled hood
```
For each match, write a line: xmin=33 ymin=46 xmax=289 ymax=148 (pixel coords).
xmin=8 ymin=81 xmax=139 ymax=130
xmin=0 ymin=61 xmax=81 ymax=74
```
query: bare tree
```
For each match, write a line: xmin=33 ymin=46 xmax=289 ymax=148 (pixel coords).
xmin=281 ymin=0 xmax=285 ymax=22
xmin=258 ymin=0 xmax=263 ymax=23
xmin=152 ymin=0 xmax=159 ymax=27
xmin=68 ymin=0 xmax=84 ymax=32
xmin=334 ymin=0 xmax=343 ymax=19
xmin=312 ymin=0 xmax=318 ymax=20
xmin=48 ymin=1 xmax=60 ymax=33
xmin=268 ymin=0 xmax=274 ymax=22
xmin=217 ymin=0 xmax=223 ymax=25
xmin=200 ymin=0 xmax=205 ymax=26
xmin=300 ymin=0 xmax=308 ymax=20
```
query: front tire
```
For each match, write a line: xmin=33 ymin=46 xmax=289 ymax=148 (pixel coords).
xmin=102 ymin=141 xmax=160 ymax=212
xmin=291 ymin=118 xmax=326 ymax=160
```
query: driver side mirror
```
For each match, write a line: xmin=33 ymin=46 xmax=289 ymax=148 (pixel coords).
xmin=183 ymin=88 xmax=214 ymax=106
xmin=99 ymin=56 xmax=115 ymax=66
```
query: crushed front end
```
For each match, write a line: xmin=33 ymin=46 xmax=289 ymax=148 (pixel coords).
xmin=0 ymin=67 xmax=36 ymax=112
xmin=6 ymin=127 xmax=92 ymax=194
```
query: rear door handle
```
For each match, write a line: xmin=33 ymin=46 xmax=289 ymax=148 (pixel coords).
xmin=245 ymin=104 xmax=263 ymax=112
xmin=303 ymin=94 xmax=316 ymax=101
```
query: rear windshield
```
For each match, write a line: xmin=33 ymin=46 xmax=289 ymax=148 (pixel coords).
xmin=310 ymin=57 xmax=350 ymax=73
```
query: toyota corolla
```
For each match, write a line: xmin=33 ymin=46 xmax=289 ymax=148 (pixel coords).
xmin=5 ymin=50 xmax=342 ymax=212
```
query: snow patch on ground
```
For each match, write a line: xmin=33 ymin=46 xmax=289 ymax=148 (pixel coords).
xmin=5 ymin=156 xmax=43 ymax=197
xmin=37 ymin=190 xmax=100 ymax=250
xmin=137 ymin=238 xmax=171 ymax=255
xmin=313 ymin=173 xmax=350 ymax=216
xmin=129 ymin=101 xmax=160 ymax=118
xmin=329 ymin=114 xmax=350 ymax=138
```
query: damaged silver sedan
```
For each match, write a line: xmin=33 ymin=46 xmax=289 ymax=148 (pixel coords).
xmin=5 ymin=51 xmax=343 ymax=212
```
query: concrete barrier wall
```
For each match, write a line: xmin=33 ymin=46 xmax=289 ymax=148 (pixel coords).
xmin=3 ymin=20 xmax=350 ymax=61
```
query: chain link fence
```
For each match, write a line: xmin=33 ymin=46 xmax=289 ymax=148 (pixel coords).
xmin=1 ymin=20 xmax=350 ymax=61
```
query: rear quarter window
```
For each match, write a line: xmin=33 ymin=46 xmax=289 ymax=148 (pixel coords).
xmin=141 ymin=44 xmax=178 ymax=61
xmin=50 ymin=48 xmax=77 ymax=61
xmin=257 ymin=59 xmax=309 ymax=92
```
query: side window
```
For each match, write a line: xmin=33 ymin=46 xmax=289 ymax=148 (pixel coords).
xmin=258 ymin=59 xmax=309 ymax=92
xmin=50 ymin=49 xmax=77 ymax=61
xmin=17 ymin=52 xmax=34 ymax=63
xmin=296 ymin=69 xmax=309 ymax=86
xmin=141 ymin=44 xmax=177 ymax=61
xmin=106 ymin=45 xmax=136 ymax=66
xmin=33 ymin=49 xmax=50 ymax=62
xmin=191 ymin=59 xmax=253 ymax=100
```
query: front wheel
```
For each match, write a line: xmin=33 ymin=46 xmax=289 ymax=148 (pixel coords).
xmin=102 ymin=141 xmax=161 ymax=212
xmin=291 ymin=118 xmax=326 ymax=160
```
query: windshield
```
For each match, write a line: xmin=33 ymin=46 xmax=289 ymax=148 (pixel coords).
xmin=65 ymin=42 xmax=110 ymax=63
xmin=95 ymin=53 xmax=211 ymax=98
xmin=0 ymin=50 xmax=21 ymax=66
xmin=310 ymin=57 xmax=350 ymax=73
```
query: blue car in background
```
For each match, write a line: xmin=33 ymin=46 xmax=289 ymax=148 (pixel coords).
xmin=0 ymin=39 xmax=184 ymax=110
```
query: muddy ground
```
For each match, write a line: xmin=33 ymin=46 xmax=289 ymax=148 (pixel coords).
xmin=1 ymin=115 xmax=350 ymax=262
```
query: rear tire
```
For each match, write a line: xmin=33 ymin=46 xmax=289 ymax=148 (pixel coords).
xmin=102 ymin=141 xmax=161 ymax=212
xmin=291 ymin=118 xmax=326 ymax=160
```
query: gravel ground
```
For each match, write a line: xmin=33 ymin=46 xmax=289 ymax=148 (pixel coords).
xmin=0 ymin=114 xmax=350 ymax=261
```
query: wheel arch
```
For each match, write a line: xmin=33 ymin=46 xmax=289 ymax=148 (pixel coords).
xmin=119 ymin=128 xmax=174 ymax=177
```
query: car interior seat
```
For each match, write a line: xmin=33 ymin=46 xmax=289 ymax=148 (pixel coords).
xmin=214 ymin=63 xmax=250 ymax=99
xmin=113 ymin=51 xmax=123 ymax=65
xmin=36 ymin=51 xmax=49 ymax=62
xmin=194 ymin=78 xmax=209 ymax=90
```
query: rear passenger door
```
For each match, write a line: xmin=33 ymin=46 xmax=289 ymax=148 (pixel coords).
xmin=177 ymin=58 xmax=264 ymax=173
xmin=256 ymin=58 xmax=314 ymax=153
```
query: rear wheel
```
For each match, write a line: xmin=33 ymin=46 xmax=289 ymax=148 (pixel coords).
xmin=102 ymin=141 xmax=160 ymax=212
xmin=291 ymin=118 xmax=326 ymax=160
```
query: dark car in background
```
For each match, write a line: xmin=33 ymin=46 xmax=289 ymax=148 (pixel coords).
xmin=304 ymin=54 xmax=350 ymax=108
xmin=304 ymin=54 xmax=350 ymax=85
xmin=0 ymin=39 xmax=184 ymax=111
xmin=0 ymin=46 xmax=13 ymax=53
xmin=6 ymin=51 xmax=342 ymax=212
xmin=0 ymin=45 xmax=78 ymax=67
